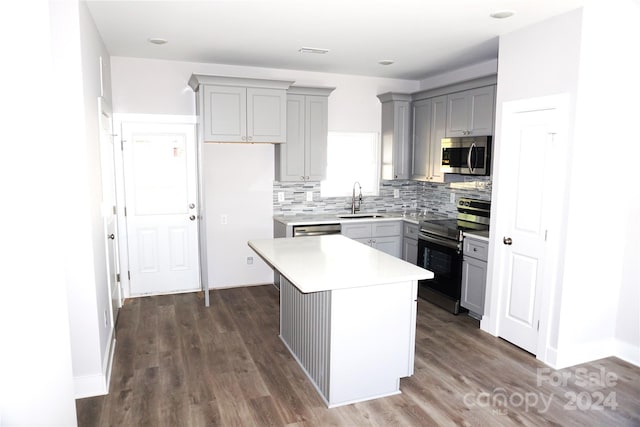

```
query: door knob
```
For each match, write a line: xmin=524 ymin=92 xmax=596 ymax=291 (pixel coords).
xmin=189 ymin=203 xmax=195 ymax=209
xmin=108 ymin=234 xmax=115 ymax=240
xmin=503 ymin=237 xmax=512 ymax=245
xmin=189 ymin=215 xmax=196 ymax=221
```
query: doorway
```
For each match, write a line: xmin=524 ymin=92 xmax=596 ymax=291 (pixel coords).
xmin=120 ymin=121 xmax=200 ymax=297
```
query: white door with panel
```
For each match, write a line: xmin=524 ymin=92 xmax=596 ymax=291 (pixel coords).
xmin=494 ymin=97 xmax=566 ymax=354
xmin=122 ymin=123 xmax=200 ymax=296
xmin=98 ymin=98 xmax=121 ymax=324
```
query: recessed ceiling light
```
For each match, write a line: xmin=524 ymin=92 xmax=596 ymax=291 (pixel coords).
xmin=148 ymin=38 xmax=168 ymax=45
xmin=299 ymin=47 xmax=330 ymax=54
xmin=378 ymin=60 xmax=395 ymax=66
xmin=490 ymin=10 xmax=515 ymax=19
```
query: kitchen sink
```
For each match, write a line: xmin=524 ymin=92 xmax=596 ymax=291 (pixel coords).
xmin=336 ymin=213 xmax=387 ymax=219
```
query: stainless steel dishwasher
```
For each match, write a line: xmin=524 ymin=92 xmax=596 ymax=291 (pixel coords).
xmin=292 ymin=223 xmax=342 ymax=237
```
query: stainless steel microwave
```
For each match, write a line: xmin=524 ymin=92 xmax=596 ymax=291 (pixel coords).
xmin=441 ymin=136 xmax=491 ymax=176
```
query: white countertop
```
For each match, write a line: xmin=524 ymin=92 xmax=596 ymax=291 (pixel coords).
xmin=248 ymin=234 xmax=433 ymax=293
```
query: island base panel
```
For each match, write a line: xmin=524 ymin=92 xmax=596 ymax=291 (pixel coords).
xmin=279 ymin=276 xmax=418 ymax=407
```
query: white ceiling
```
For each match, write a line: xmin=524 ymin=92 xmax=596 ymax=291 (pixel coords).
xmin=86 ymin=0 xmax=587 ymax=81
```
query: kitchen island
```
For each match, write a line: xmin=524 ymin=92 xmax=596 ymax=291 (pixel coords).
xmin=248 ymin=234 xmax=433 ymax=407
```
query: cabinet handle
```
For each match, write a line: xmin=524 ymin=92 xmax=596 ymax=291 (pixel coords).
xmin=503 ymin=237 xmax=513 ymax=245
xmin=247 ymin=136 xmax=253 ymax=142
xmin=242 ymin=136 xmax=247 ymax=141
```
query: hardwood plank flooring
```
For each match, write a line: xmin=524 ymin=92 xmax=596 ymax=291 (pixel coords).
xmin=77 ymin=286 xmax=640 ymax=426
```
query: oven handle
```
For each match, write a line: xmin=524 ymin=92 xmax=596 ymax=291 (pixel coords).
xmin=418 ymin=233 xmax=461 ymax=251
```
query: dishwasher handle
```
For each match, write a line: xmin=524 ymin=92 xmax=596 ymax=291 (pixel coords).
xmin=292 ymin=224 xmax=342 ymax=237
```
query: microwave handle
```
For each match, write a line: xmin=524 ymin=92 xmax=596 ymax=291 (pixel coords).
xmin=467 ymin=142 xmax=476 ymax=173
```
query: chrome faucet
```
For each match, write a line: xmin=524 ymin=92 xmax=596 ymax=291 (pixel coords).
xmin=351 ymin=181 xmax=362 ymax=214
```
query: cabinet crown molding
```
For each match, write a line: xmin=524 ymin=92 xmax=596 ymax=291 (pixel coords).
xmin=287 ymin=86 xmax=336 ymax=96
xmin=188 ymin=74 xmax=294 ymax=91
xmin=377 ymin=92 xmax=412 ymax=103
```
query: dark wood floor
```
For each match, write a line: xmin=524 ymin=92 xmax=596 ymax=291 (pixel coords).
xmin=77 ymin=285 xmax=640 ymax=426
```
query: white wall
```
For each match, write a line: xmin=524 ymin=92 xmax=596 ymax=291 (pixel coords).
xmin=203 ymin=144 xmax=275 ymax=286
xmin=63 ymin=1 xmax=116 ymax=397
xmin=0 ymin=0 xmax=78 ymax=424
xmin=418 ymin=59 xmax=498 ymax=91
xmin=111 ymin=57 xmax=419 ymax=287
xmin=486 ymin=3 xmax=640 ymax=368
xmin=556 ymin=0 xmax=640 ymax=367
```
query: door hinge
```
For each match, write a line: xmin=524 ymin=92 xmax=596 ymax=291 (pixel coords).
xmin=537 ymin=320 xmax=540 ymax=331
xmin=116 ymin=273 xmax=120 ymax=282
xmin=544 ymin=230 xmax=548 ymax=241
xmin=112 ymin=205 xmax=117 ymax=215
xmin=127 ymin=270 xmax=131 ymax=281
xmin=120 ymin=139 xmax=125 ymax=150
xmin=124 ymin=206 xmax=127 ymax=217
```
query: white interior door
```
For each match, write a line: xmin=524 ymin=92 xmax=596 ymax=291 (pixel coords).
xmin=495 ymin=99 xmax=564 ymax=355
xmin=98 ymin=97 xmax=121 ymax=325
xmin=122 ymin=122 xmax=200 ymax=296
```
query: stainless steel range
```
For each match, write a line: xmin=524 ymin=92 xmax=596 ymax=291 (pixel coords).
xmin=417 ymin=198 xmax=490 ymax=314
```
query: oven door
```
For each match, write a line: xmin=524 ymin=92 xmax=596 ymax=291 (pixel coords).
xmin=417 ymin=233 xmax=463 ymax=313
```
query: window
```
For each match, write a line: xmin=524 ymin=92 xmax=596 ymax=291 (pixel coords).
xmin=321 ymin=131 xmax=380 ymax=197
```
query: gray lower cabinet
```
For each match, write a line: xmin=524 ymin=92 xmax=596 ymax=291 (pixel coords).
xmin=275 ymin=86 xmax=335 ymax=182
xmin=461 ymin=236 xmax=489 ymax=317
xmin=341 ymin=221 xmax=402 ymax=258
xmin=402 ymin=223 xmax=419 ymax=264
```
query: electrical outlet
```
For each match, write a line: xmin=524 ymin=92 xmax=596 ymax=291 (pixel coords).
xmin=246 ymin=256 xmax=253 ymax=265
xmin=277 ymin=191 xmax=285 ymax=202
xmin=450 ymin=192 xmax=456 ymax=203
xmin=306 ymin=191 xmax=313 ymax=202
xmin=393 ymin=189 xmax=400 ymax=198
xmin=220 ymin=214 xmax=228 ymax=225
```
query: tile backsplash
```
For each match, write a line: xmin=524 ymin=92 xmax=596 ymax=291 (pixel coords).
xmin=273 ymin=177 xmax=492 ymax=218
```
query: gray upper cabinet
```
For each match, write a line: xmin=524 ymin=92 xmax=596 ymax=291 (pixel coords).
xmin=411 ymin=95 xmax=446 ymax=182
xmin=378 ymin=93 xmax=412 ymax=180
xmin=188 ymin=74 xmax=293 ymax=143
xmin=445 ymin=85 xmax=496 ymax=137
xmin=275 ymin=86 xmax=335 ymax=182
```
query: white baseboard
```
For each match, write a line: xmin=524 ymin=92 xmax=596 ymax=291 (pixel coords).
xmin=74 ymin=332 xmax=116 ymax=399
xmin=543 ymin=338 xmax=639 ymax=370
xmin=614 ymin=339 xmax=640 ymax=367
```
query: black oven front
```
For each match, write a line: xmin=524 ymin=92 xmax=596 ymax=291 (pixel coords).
xmin=417 ymin=232 xmax=463 ymax=314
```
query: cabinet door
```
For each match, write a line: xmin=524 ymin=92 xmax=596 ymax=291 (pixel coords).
xmin=341 ymin=222 xmax=372 ymax=239
xmin=203 ymin=85 xmax=246 ymax=142
xmin=403 ymin=238 xmax=418 ymax=264
xmin=461 ymin=256 xmax=487 ymax=315
xmin=277 ymin=95 xmax=306 ymax=181
xmin=411 ymin=99 xmax=431 ymax=180
xmin=305 ymin=95 xmax=328 ymax=181
xmin=468 ymin=86 xmax=495 ymax=136
xmin=428 ymin=95 xmax=447 ymax=182
xmin=446 ymin=91 xmax=469 ymax=137
xmin=247 ymin=87 xmax=287 ymax=143
xmin=381 ymin=100 xmax=411 ymax=180
xmin=372 ymin=221 xmax=402 ymax=237
xmin=373 ymin=236 xmax=402 ymax=258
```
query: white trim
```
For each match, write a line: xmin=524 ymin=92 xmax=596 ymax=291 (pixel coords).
xmin=74 ymin=333 xmax=116 ymax=399
xmin=113 ymin=113 xmax=197 ymax=125
xmin=614 ymin=340 xmax=640 ymax=367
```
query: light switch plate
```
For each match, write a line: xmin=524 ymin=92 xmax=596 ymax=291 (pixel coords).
xmin=306 ymin=191 xmax=313 ymax=202
xmin=277 ymin=192 xmax=285 ymax=202
xmin=450 ymin=192 xmax=456 ymax=203
xmin=393 ymin=189 xmax=400 ymax=198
